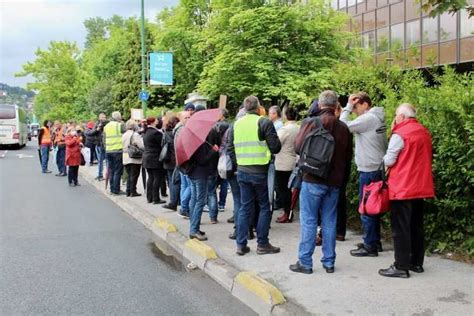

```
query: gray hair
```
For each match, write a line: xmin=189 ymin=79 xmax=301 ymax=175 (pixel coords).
xmin=111 ymin=111 xmax=122 ymax=121
xmin=126 ymin=119 xmax=137 ymax=130
xmin=243 ymin=95 xmax=260 ymax=112
xmin=318 ymin=90 xmax=339 ymax=108
xmin=269 ymin=105 xmax=281 ymax=118
xmin=397 ymin=103 xmax=417 ymax=118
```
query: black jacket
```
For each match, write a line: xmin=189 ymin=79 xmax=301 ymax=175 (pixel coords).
xmin=162 ymin=129 xmax=176 ymax=170
xmin=188 ymin=125 xmax=220 ymax=180
xmin=142 ymin=127 xmax=164 ymax=170
xmin=228 ymin=113 xmax=281 ymax=174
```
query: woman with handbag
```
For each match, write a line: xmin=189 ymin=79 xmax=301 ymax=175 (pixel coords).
xmin=142 ymin=117 xmax=166 ymax=204
xmin=122 ymin=120 xmax=145 ymax=197
xmin=162 ymin=115 xmax=180 ymax=211
xmin=65 ymin=127 xmax=83 ymax=187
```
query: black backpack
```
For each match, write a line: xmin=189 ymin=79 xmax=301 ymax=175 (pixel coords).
xmin=298 ymin=117 xmax=335 ymax=179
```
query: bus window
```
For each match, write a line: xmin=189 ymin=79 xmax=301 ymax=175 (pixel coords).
xmin=0 ymin=105 xmax=16 ymax=119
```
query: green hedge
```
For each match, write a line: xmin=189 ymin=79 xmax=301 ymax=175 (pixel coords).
xmin=321 ymin=63 xmax=473 ymax=257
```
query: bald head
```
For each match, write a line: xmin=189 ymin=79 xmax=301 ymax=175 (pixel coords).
xmin=179 ymin=111 xmax=191 ymax=125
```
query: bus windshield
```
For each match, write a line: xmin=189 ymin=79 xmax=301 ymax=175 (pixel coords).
xmin=0 ymin=105 xmax=16 ymax=119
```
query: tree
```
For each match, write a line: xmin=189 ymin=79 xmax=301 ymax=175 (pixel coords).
xmin=420 ymin=0 xmax=473 ymax=17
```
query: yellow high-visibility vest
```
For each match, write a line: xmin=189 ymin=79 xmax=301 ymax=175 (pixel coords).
xmin=104 ymin=121 xmax=122 ymax=152
xmin=233 ymin=114 xmax=270 ymax=166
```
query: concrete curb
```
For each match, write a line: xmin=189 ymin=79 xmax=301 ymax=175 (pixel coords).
xmin=80 ymin=170 xmax=306 ymax=315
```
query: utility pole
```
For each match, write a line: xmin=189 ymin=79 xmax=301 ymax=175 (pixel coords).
xmin=140 ymin=0 xmax=147 ymax=117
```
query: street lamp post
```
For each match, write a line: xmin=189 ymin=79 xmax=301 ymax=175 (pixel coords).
xmin=140 ymin=0 xmax=147 ymax=117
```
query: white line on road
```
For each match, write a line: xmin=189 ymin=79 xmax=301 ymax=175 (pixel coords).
xmin=0 ymin=150 xmax=8 ymax=158
xmin=17 ymin=154 xmax=34 ymax=159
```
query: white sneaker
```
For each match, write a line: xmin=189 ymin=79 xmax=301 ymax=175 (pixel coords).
xmin=203 ymin=205 xmax=209 ymax=212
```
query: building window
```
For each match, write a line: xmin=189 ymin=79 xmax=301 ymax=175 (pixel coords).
xmin=460 ymin=9 xmax=474 ymax=38
xmin=339 ymin=0 xmax=347 ymax=9
xmin=331 ymin=0 xmax=338 ymax=9
xmin=439 ymin=12 xmax=457 ymax=41
xmin=353 ymin=15 xmax=363 ymax=33
xmin=406 ymin=19 xmax=421 ymax=47
xmin=367 ymin=0 xmax=377 ymax=10
xmin=362 ymin=31 xmax=376 ymax=52
xmin=348 ymin=0 xmax=356 ymax=7
xmin=391 ymin=23 xmax=404 ymax=50
xmin=377 ymin=27 xmax=390 ymax=52
xmin=422 ymin=16 xmax=438 ymax=44
xmin=376 ymin=6 xmax=390 ymax=28
xmin=378 ymin=0 xmax=388 ymax=7
xmin=405 ymin=0 xmax=420 ymax=21
xmin=363 ymin=10 xmax=376 ymax=30
xmin=390 ymin=2 xmax=404 ymax=25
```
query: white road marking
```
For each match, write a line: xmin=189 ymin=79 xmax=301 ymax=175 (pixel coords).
xmin=17 ymin=154 xmax=34 ymax=159
xmin=0 ymin=150 xmax=8 ymax=158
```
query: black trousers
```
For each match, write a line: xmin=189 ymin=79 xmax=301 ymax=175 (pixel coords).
xmin=146 ymin=168 xmax=164 ymax=203
xmin=161 ymin=175 xmax=167 ymax=196
xmin=274 ymin=170 xmax=292 ymax=212
xmin=68 ymin=166 xmax=79 ymax=185
xmin=390 ymin=199 xmax=425 ymax=270
xmin=336 ymin=183 xmax=348 ymax=237
xmin=125 ymin=164 xmax=141 ymax=195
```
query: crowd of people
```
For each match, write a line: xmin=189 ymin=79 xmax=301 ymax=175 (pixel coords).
xmin=37 ymin=90 xmax=434 ymax=279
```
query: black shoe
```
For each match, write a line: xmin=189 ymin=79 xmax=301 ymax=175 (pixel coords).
xmin=42 ymin=170 xmax=52 ymax=174
xmin=126 ymin=192 xmax=131 ymax=197
xmin=74 ymin=183 xmax=80 ymax=186
xmin=256 ymin=243 xmax=280 ymax=255
xmin=60 ymin=172 xmax=67 ymax=177
xmin=409 ymin=265 xmax=424 ymax=273
xmin=228 ymin=231 xmax=236 ymax=240
xmin=356 ymin=242 xmax=383 ymax=252
xmin=350 ymin=245 xmax=378 ymax=257
xmin=178 ymin=211 xmax=190 ymax=219
xmin=161 ymin=193 xmax=168 ymax=197
xmin=163 ymin=204 xmax=177 ymax=211
xmin=199 ymin=230 xmax=206 ymax=235
xmin=379 ymin=265 xmax=409 ymax=278
xmin=227 ymin=216 xmax=235 ymax=223
xmin=289 ymin=262 xmax=313 ymax=274
xmin=236 ymin=245 xmax=250 ymax=256
xmin=130 ymin=192 xmax=142 ymax=197
xmin=189 ymin=232 xmax=207 ymax=241
xmin=95 ymin=176 xmax=104 ymax=181
xmin=323 ymin=265 xmax=335 ymax=273
xmin=55 ymin=173 xmax=62 ymax=177
xmin=153 ymin=200 xmax=166 ymax=204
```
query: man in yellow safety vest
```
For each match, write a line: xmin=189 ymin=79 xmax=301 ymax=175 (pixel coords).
xmin=228 ymin=96 xmax=281 ymax=256
xmin=103 ymin=111 xmax=125 ymax=195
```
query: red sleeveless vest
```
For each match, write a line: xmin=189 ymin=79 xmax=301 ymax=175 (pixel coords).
xmin=388 ymin=119 xmax=435 ymax=200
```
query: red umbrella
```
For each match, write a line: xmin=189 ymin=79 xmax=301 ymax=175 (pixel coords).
xmin=175 ymin=108 xmax=222 ymax=166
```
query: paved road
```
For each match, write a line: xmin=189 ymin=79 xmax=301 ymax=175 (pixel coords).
xmin=0 ymin=144 xmax=255 ymax=315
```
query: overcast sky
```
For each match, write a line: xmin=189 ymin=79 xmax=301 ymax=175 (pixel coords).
xmin=0 ymin=0 xmax=178 ymax=88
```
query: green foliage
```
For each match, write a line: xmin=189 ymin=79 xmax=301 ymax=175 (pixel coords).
xmin=325 ymin=61 xmax=474 ymax=255
xmin=0 ymin=83 xmax=35 ymax=108
xmin=419 ymin=0 xmax=474 ymax=17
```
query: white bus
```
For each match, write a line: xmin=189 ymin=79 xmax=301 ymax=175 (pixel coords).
xmin=0 ymin=104 xmax=28 ymax=148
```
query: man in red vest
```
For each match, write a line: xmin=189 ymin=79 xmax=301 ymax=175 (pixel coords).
xmin=379 ymin=104 xmax=435 ymax=278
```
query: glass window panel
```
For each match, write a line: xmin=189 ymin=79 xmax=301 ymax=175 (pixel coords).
xmin=390 ymin=2 xmax=404 ymax=25
xmin=357 ymin=0 xmax=364 ymax=2
xmin=422 ymin=16 xmax=438 ymax=44
xmin=389 ymin=0 xmax=402 ymax=3
xmin=460 ymin=37 xmax=474 ymax=61
xmin=406 ymin=46 xmax=421 ymax=67
xmin=331 ymin=0 xmax=339 ymax=9
xmin=348 ymin=0 xmax=356 ymax=7
xmin=422 ymin=44 xmax=439 ymax=66
xmin=405 ymin=0 xmax=420 ymax=21
xmin=377 ymin=27 xmax=390 ymax=52
xmin=367 ymin=0 xmax=377 ymax=10
xmin=439 ymin=40 xmax=457 ymax=64
xmin=376 ymin=7 xmax=389 ymax=28
xmin=339 ymin=0 xmax=347 ymax=8
xmin=406 ymin=19 xmax=421 ymax=47
xmin=362 ymin=31 xmax=376 ymax=52
xmin=391 ymin=23 xmax=404 ymax=50
xmin=460 ymin=9 xmax=474 ymax=38
xmin=353 ymin=15 xmax=363 ymax=33
xmin=378 ymin=0 xmax=388 ymax=7
xmin=439 ymin=13 xmax=457 ymax=41
xmin=363 ymin=10 xmax=376 ymax=30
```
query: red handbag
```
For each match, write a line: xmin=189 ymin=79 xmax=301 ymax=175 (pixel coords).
xmin=358 ymin=166 xmax=390 ymax=216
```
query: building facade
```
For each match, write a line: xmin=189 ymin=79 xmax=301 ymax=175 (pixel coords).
xmin=331 ymin=0 xmax=474 ymax=67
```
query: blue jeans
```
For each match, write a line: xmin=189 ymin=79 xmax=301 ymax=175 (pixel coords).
xmin=236 ymin=172 xmax=272 ymax=247
xmin=298 ymin=182 xmax=340 ymax=269
xmin=359 ymin=171 xmax=382 ymax=248
xmin=218 ymin=178 xmax=228 ymax=208
xmin=106 ymin=152 xmax=123 ymax=194
xmin=40 ymin=145 xmax=50 ymax=172
xmin=180 ymin=172 xmax=191 ymax=212
xmin=207 ymin=175 xmax=218 ymax=220
xmin=228 ymin=174 xmax=241 ymax=218
xmin=189 ymin=177 xmax=208 ymax=235
xmin=166 ymin=169 xmax=179 ymax=207
xmin=96 ymin=146 xmax=105 ymax=178
xmin=56 ymin=146 xmax=66 ymax=174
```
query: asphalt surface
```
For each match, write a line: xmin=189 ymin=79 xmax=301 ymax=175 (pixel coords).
xmin=0 ymin=143 xmax=255 ymax=315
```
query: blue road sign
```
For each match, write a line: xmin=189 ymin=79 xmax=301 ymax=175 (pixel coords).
xmin=149 ymin=52 xmax=173 ymax=86
xmin=139 ymin=91 xmax=149 ymax=101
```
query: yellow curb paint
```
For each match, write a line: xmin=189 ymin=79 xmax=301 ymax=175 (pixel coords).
xmin=235 ymin=272 xmax=286 ymax=305
xmin=153 ymin=218 xmax=177 ymax=233
xmin=184 ymin=239 xmax=218 ymax=260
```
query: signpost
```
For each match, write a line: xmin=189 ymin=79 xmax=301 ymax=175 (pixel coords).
xmin=139 ymin=91 xmax=149 ymax=101
xmin=149 ymin=52 xmax=173 ymax=86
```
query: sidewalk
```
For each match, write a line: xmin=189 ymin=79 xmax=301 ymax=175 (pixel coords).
xmin=80 ymin=165 xmax=473 ymax=315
